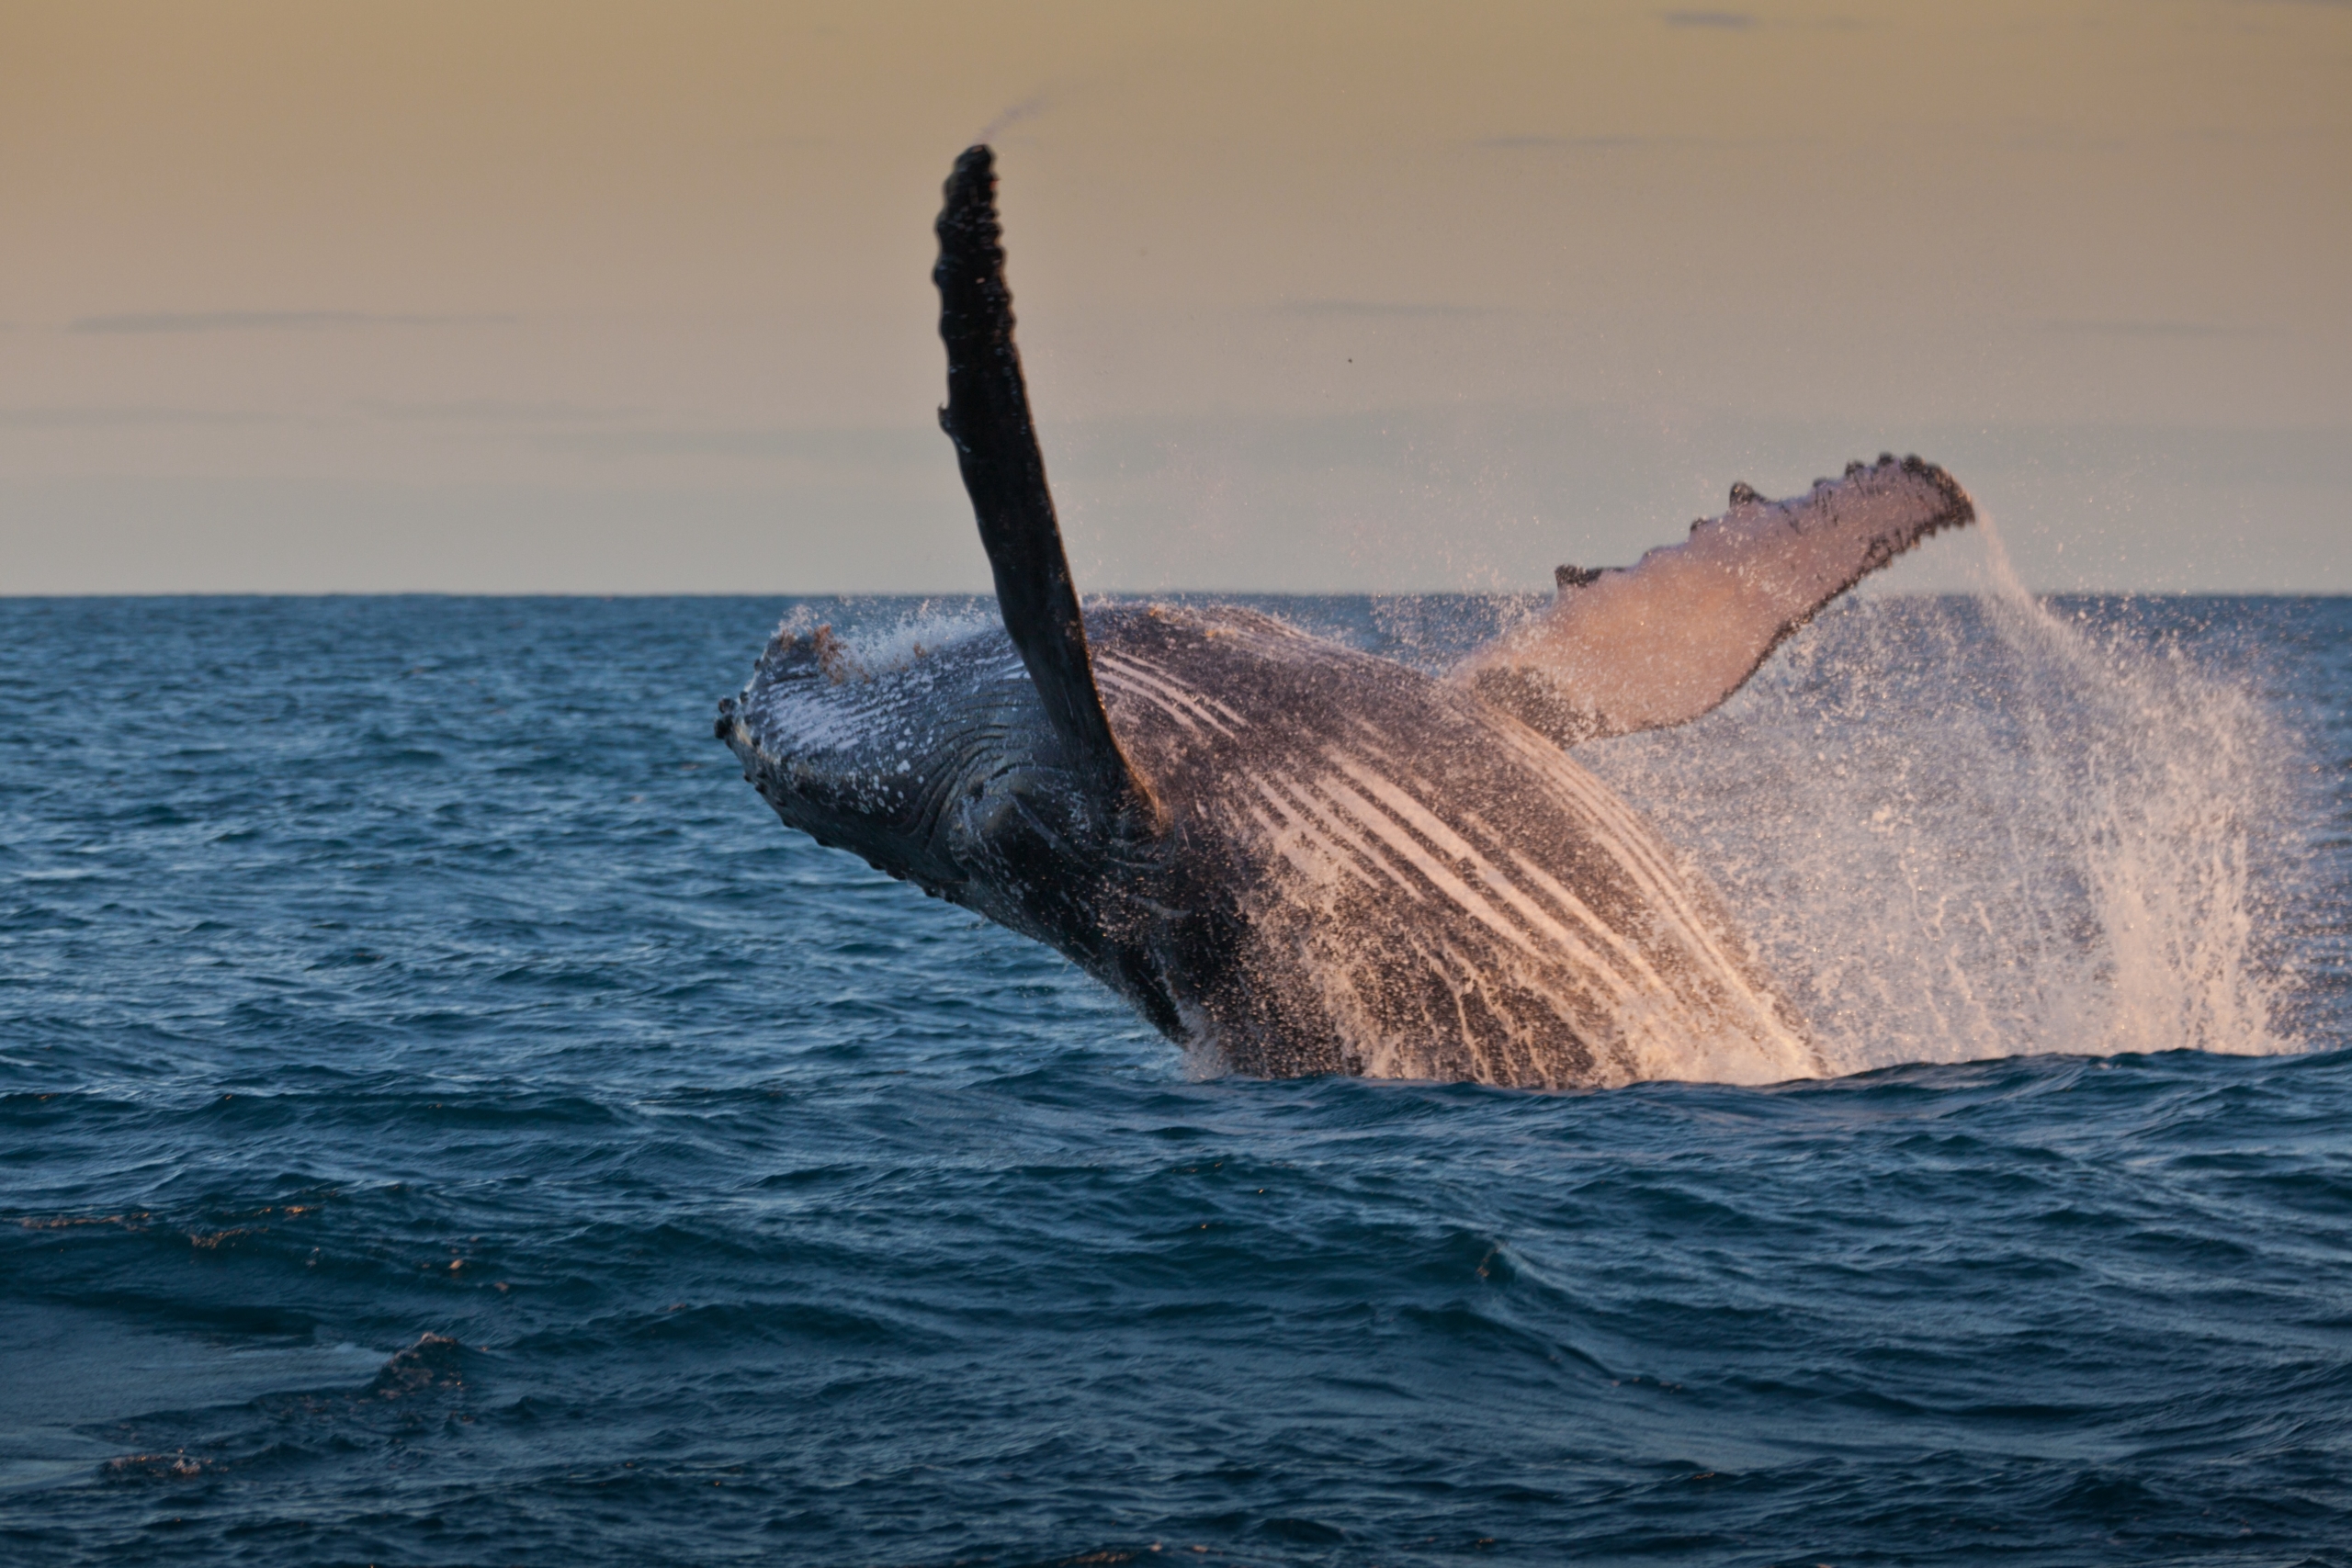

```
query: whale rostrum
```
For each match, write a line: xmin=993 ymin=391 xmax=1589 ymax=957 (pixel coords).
xmin=718 ymin=144 xmax=1977 ymax=1089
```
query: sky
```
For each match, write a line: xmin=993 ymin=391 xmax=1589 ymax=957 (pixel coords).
xmin=4 ymin=0 xmax=2346 ymax=594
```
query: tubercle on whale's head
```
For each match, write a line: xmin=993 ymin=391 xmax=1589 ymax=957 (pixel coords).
xmin=714 ymin=621 xmax=1127 ymax=940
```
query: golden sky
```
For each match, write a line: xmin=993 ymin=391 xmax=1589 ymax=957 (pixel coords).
xmin=4 ymin=0 xmax=2346 ymax=591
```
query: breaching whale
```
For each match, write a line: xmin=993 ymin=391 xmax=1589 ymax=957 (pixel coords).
xmin=718 ymin=145 xmax=1976 ymax=1089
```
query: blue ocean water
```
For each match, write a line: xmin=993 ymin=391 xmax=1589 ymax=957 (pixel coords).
xmin=2 ymin=592 xmax=2346 ymax=1566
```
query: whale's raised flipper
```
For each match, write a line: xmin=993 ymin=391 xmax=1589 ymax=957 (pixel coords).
xmin=934 ymin=145 xmax=1159 ymax=828
xmin=1458 ymin=455 xmax=1974 ymax=745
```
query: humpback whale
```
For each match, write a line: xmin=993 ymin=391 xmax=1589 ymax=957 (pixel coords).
xmin=718 ymin=146 xmax=1976 ymax=1089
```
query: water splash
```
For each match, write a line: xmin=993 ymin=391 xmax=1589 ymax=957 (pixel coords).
xmin=1583 ymin=521 xmax=2298 ymax=1073
xmin=765 ymin=597 xmax=999 ymax=678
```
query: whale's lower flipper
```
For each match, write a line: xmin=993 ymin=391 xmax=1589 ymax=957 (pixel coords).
xmin=1458 ymin=455 xmax=1974 ymax=745
xmin=934 ymin=145 xmax=1159 ymax=827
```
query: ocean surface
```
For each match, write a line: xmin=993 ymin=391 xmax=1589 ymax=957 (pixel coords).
xmin=2 ymin=590 xmax=2346 ymax=1566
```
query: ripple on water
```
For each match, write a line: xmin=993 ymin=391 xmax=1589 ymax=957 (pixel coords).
xmin=0 ymin=595 xmax=2346 ymax=1565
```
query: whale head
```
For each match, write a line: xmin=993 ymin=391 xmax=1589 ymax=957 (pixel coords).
xmin=716 ymin=617 xmax=1149 ymax=974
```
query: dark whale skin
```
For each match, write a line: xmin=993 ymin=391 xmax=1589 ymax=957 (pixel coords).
xmin=714 ymin=144 xmax=1965 ymax=1089
xmin=720 ymin=600 xmax=1819 ymax=1089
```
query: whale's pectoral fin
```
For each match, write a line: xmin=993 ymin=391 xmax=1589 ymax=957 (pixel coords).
xmin=934 ymin=145 xmax=1160 ymax=829
xmin=1457 ymin=455 xmax=1974 ymax=745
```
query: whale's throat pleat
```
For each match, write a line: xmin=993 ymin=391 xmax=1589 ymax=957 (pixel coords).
xmin=1091 ymin=607 xmax=1820 ymax=1089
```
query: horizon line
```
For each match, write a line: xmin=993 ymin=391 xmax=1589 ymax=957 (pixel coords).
xmin=0 ymin=588 xmax=2341 ymax=602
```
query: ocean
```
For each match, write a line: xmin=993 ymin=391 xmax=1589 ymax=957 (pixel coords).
xmin=2 ymin=590 xmax=2346 ymax=1566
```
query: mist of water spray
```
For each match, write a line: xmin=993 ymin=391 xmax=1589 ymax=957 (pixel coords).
xmin=1581 ymin=520 xmax=2297 ymax=1073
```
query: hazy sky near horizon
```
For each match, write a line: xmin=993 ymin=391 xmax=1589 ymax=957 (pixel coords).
xmin=5 ymin=0 xmax=2346 ymax=593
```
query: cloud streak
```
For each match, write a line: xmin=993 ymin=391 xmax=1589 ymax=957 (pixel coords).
xmin=1271 ymin=299 xmax=1510 ymax=320
xmin=529 ymin=425 xmax=938 ymax=464
xmin=0 ymin=405 xmax=269 ymax=428
xmin=355 ymin=397 xmax=639 ymax=424
xmin=2040 ymin=318 xmax=2270 ymax=339
xmin=69 ymin=310 xmax=514 ymax=334
xmin=1473 ymin=134 xmax=1701 ymax=152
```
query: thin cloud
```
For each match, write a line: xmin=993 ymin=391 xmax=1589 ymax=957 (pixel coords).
xmin=1474 ymin=134 xmax=1697 ymax=152
xmin=735 ymin=132 xmax=836 ymax=152
xmin=356 ymin=397 xmax=638 ymax=423
xmin=0 ymin=405 xmax=268 ymax=428
xmin=2041 ymin=318 xmax=2269 ymax=339
xmin=531 ymin=426 xmax=935 ymax=463
xmin=1272 ymin=299 xmax=1510 ymax=320
xmin=69 ymin=310 xmax=514 ymax=334
xmin=1660 ymin=10 xmax=1756 ymax=28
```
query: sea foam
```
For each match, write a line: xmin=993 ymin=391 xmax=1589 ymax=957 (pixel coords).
xmin=1586 ymin=521 xmax=2299 ymax=1074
